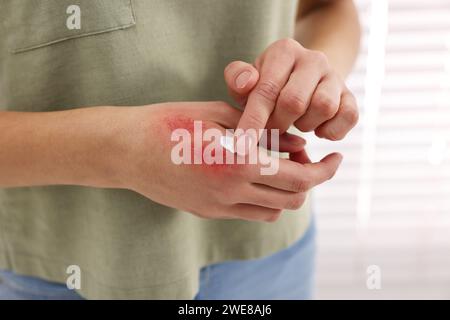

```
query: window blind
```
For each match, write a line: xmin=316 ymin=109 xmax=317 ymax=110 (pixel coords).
xmin=307 ymin=0 xmax=450 ymax=299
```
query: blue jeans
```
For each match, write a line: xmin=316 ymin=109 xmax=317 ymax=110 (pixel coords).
xmin=0 ymin=219 xmax=315 ymax=300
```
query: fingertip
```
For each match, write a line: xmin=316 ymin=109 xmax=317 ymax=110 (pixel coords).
xmin=293 ymin=134 xmax=307 ymax=146
xmin=335 ymin=152 xmax=344 ymax=164
xmin=321 ymin=152 xmax=343 ymax=169
xmin=314 ymin=127 xmax=325 ymax=139
xmin=282 ymin=132 xmax=306 ymax=147
xmin=224 ymin=61 xmax=259 ymax=93
xmin=289 ymin=149 xmax=312 ymax=164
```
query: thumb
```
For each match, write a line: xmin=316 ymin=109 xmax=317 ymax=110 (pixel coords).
xmin=224 ymin=61 xmax=259 ymax=107
xmin=303 ymin=152 xmax=343 ymax=186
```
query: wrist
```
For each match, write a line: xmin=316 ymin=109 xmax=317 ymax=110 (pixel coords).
xmin=84 ymin=106 xmax=144 ymax=190
xmin=97 ymin=105 xmax=160 ymax=192
xmin=0 ymin=106 xmax=149 ymax=189
xmin=46 ymin=105 xmax=142 ymax=190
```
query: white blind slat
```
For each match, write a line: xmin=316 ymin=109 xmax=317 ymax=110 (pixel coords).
xmin=314 ymin=0 xmax=450 ymax=300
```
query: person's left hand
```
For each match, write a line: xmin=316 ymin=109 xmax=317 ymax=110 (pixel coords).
xmin=224 ymin=38 xmax=359 ymax=143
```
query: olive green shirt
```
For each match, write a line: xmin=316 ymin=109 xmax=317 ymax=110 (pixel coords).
xmin=0 ymin=0 xmax=310 ymax=299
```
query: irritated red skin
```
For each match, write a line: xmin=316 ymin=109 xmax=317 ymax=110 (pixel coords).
xmin=165 ymin=115 xmax=197 ymax=134
xmin=164 ymin=115 xmax=239 ymax=172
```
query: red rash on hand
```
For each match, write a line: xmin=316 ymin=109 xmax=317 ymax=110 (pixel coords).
xmin=164 ymin=115 xmax=239 ymax=172
xmin=165 ymin=115 xmax=198 ymax=134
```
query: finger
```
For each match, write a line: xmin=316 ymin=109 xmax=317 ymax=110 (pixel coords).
xmin=301 ymin=152 xmax=343 ymax=188
xmin=262 ymin=132 xmax=306 ymax=153
xmin=289 ymin=148 xmax=312 ymax=164
xmin=236 ymin=48 xmax=296 ymax=143
xmin=267 ymin=56 xmax=328 ymax=133
xmin=231 ymin=203 xmax=283 ymax=222
xmin=252 ymin=157 xmax=308 ymax=192
xmin=294 ymin=73 xmax=341 ymax=132
xmin=204 ymin=101 xmax=243 ymax=129
xmin=240 ymin=183 xmax=307 ymax=210
xmin=315 ymin=89 xmax=359 ymax=141
xmin=252 ymin=152 xmax=342 ymax=192
xmin=224 ymin=61 xmax=259 ymax=106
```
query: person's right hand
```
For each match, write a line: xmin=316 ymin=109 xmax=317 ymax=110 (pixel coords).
xmin=223 ymin=40 xmax=359 ymax=147
xmin=116 ymin=101 xmax=342 ymax=222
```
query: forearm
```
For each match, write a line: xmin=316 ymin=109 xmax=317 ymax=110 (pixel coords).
xmin=0 ymin=107 xmax=133 ymax=188
xmin=295 ymin=0 xmax=361 ymax=78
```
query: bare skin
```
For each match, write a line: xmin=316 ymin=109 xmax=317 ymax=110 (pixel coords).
xmin=0 ymin=1 xmax=359 ymax=222
xmin=225 ymin=0 xmax=361 ymax=144
xmin=0 ymin=102 xmax=341 ymax=222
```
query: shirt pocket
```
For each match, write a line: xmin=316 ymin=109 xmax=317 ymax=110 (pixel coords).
xmin=7 ymin=0 xmax=136 ymax=54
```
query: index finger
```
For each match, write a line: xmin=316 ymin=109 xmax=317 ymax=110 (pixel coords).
xmin=236 ymin=51 xmax=295 ymax=145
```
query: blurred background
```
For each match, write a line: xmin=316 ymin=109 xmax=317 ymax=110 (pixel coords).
xmin=305 ymin=0 xmax=450 ymax=299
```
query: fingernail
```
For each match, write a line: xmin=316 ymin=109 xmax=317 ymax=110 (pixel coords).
xmin=235 ymin=71 xmax=252 ymax=89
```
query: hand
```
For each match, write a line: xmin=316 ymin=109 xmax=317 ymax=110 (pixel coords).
xmin=224 ymin=38 xmax=359 ymax=142
xmin=119 ymin=101 xmax=342 ymax=222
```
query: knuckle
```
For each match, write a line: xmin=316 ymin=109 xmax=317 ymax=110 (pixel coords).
xmin=276 ymin=38 xmax=300 ymax=51
xmin=245 ymin=110 xmax=266 ymax=129
xmin=255 ymin=80 xmax=281 ymax=103
xmin=342 ymin=106 xmax=359 ymax=126
xmin=311 ymin=50 xmax=328 ymax=64
xmin=315 ymin=94 xmax=338 ymax=118
xmin=280 ymin=92 xmax=308 ymax=115
xmin=305 ymin=50 xmax=329 ymax=70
